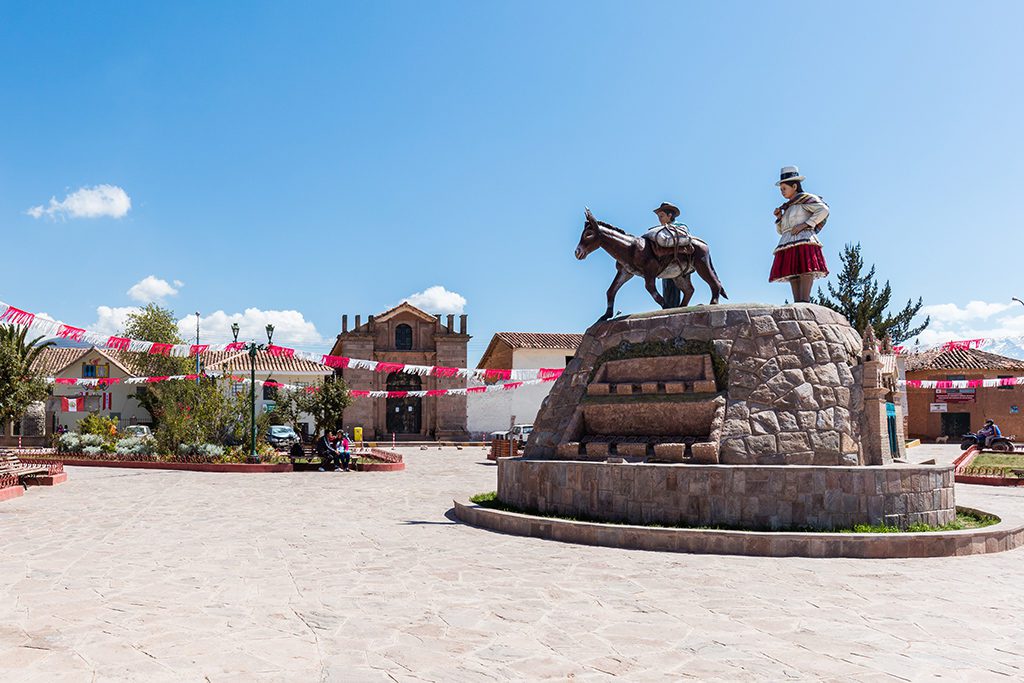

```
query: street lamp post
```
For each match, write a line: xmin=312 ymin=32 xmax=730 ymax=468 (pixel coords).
xmin=195 ymin=312 xmax=201 ymax=385
xmin=230 ymin=322 xmax=275 ymax=463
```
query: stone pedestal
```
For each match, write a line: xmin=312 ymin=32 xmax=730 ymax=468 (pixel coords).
xmin=500 ymin=303 xmax=953 ymax=531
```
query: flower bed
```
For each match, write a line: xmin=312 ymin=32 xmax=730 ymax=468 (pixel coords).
xmin=953 ymin=447 xmax=1024 ymax=486
xmin=355 ymin=448 xmax=405 ymax=472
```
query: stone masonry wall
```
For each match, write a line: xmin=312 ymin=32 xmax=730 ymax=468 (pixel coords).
xmin=498 ymin=457 xmax=955 ymax=531
xmin=526 ymin=303 xmax=866 ymax=466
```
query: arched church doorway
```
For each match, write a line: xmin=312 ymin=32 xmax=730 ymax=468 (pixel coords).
xmin=386 ymin=372 xmax=421 ymax=435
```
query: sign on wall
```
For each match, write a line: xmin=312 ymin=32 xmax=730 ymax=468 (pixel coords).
xmin=935 ymin=390 xmax=975 ymax=403
xmin=930 ymin=403 xmax=948 ymax=413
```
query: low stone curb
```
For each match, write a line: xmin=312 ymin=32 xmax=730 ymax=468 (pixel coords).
xmin=453 ymin=500 xmax=1024 ymax=558
xmin=25 ymin=472 xmax=68 ymax=486
xmin=356 ymin=462 xmax=405 ymax=472
xmin=0 ymin=485 xmax=24 ymax=503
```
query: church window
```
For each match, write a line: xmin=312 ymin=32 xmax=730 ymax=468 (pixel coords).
xmin=395 ymin=324 xmax=413 ymax=350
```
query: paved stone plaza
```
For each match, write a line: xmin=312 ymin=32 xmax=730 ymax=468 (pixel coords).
xmin=2 ymin=445 xmax=1024 ymax=681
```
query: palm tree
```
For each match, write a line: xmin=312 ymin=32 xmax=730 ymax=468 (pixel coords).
xmin=0 ymin=324 xmax=55 ymax=372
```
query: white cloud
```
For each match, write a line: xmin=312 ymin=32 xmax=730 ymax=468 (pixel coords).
xmin=182 ymin=309 xmax=325 ymax=347
xmin=27 ymin=184 xmax=131 ymax=220
xmin=127 ymin=276 xmax=181 ymax=303
xmin=918 ymin=300 xmax=1012 ymax=324
xmin=911 ymin=300 xmax=1024 ymax=348
xmin=90 ymin=306 xmax=140 ymax=337
xmin=401 ymin=285 xmax=467 ymax=315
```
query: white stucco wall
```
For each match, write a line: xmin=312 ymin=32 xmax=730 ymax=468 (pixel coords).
xmin=466 ymin=348 xmax=576 ymax=437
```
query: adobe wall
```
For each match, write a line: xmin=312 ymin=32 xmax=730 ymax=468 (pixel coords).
xmin=906 ymin=369 xmax=1024 ymax=441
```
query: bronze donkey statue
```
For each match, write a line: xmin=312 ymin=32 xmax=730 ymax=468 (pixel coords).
xmin=575 ymin=208 xmax=728 ymax=321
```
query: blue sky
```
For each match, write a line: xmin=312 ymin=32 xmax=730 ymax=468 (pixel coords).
xmin=2 ymin=2 xmax=1022 ymax=360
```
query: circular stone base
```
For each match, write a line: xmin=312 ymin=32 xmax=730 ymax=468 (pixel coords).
xmin=453 ymin=501 xmax=1023 ymax=558
xmin=499 ymin=458 xmax=955 ymax=530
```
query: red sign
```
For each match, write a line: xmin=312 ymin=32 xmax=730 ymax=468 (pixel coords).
xmin=935 ymin=389 xmax=975 ymax=403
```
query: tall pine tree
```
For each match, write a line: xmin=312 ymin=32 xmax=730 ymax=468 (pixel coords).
xmin=813 ymin=243 xmax=929 ymax=343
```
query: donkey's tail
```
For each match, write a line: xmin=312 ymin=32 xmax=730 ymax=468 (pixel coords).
xmin=708 ymin=253 xmax=728 ymax=299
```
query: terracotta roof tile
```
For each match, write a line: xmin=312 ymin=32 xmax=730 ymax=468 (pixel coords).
xmin=493 ymin=332 xmax=584 ymax=350
xmin=30 ymin=347 xmax=91 ymax=375
xmin=203 ymin=351 xmax=332 ymax=374
xmin=904 ymin=347 xmax=1024 ymax=373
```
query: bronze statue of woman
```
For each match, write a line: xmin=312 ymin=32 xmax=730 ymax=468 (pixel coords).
xmin=769 ymin=166 xmax=829 ymax=303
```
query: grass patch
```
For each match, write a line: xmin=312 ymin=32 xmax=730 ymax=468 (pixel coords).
xmin=468 ymin=493 xmax=999 ymax=533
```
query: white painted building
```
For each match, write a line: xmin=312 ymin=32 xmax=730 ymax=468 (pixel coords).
xmin=468 ymin=332 xmax=582 ymax=437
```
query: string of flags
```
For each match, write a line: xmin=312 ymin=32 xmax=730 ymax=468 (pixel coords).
xmin=899 ymin=377 xmax=1024 ymax=389
xmin=0 ymin=300 xmax=564 ymax=382
xmin=44 ymin=372 xmax=560 ymax=398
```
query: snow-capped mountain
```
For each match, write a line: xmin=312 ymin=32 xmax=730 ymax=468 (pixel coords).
xmin=983 ymin=339 xmax=1024 ymax=361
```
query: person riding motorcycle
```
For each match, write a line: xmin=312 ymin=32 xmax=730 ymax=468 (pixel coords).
xmin=976 ymin=419 xmax=1002 ymax=449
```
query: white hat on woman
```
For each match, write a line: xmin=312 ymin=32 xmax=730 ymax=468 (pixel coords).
xmin=775 ymin=166 xmax=806 ymax=186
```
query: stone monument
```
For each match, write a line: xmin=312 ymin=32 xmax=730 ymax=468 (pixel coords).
xmin=498 ymin=303 xmax=954 ymax=530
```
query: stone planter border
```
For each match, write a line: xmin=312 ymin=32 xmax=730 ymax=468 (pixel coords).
xmin=453 ymin=500 xmax=1024 ymax=558
xmin=21 ymin=457 xmax=291 ymax=474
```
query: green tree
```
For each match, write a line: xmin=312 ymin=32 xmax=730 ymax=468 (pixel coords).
xmin=813 ymin=243 xmax=930 ymax=343
xmin=292 ymin=377 xmax=353 ymax=438
xmin=268 ymin=388 xmax=305 ymax=434
xmin=0 ymin=325 xmax=54 ymax=427
xmin=150 ymin=377 xmax=274 ymax=453
xmin=122 ymin=304 xmax=192 ymax=426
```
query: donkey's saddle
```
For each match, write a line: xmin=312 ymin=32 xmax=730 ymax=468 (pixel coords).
xmin=644 ymin=223 xmax=693 ymax=251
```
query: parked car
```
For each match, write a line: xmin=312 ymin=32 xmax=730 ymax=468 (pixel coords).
xmin=509 ymin=424 xmax=533 ymax=443
xmin=267 ymin=425 xmax=300 ymax=448
xmin=122 ymin=425 xmax=152 ymax=438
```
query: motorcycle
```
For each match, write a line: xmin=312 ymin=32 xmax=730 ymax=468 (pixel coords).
xmin=960 ymin=432 xmax=1016 ymax=452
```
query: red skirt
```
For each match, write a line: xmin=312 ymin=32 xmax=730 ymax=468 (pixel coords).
xmin=769 ymin=243 xmax=829 ymax=282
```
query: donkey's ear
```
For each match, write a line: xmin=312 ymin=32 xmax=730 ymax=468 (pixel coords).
xmin=584 ymin=207 xmax=595 ymax=222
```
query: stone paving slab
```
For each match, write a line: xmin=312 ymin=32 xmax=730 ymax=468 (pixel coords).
xmin=1 ymin=445 xmax=1023 ymax=680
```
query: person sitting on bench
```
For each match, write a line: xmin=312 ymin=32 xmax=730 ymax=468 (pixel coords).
xmin=339 ymin=432 xmax=352 ymax=471
xmin=316 ymin=429 xmax=342 ymax=471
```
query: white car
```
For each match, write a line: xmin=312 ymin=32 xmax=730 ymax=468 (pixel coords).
xmin=123 ymin=425 xmax=152 ymax=438
xmin=509 ymin=424 xmax=533 ymax=442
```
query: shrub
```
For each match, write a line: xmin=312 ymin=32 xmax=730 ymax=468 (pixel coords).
xmin=80 ymin=434 xmax=106 ymax=449
xmin=176 ymin=443 xmax=225 ymax=458
xmin=78 ymin=413 xmax=119 ymax=439
xmin=114 ymin=436 xmax=157 ymax=457
xmin=82 ymin=445 xmax=104 ymax=456
xmin=57 ymin=432 xmax=81 ymax=453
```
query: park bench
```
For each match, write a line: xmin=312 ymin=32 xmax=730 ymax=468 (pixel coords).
xmin=0 ymin=450 xmax=50 ymax=487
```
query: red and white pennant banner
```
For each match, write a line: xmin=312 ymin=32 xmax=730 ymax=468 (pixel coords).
xmin=45 ymin=373 xmax=559 ymax=398
xmin=1 ymin=300 xmax=565 ymax=382
xmin=900 ymin=377 xmax=1024 ymax=389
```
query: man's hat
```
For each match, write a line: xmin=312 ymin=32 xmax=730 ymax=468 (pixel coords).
xmin=653 ymin=202 xmax=680 ymax=219
xmin=986 ymin=419 xmax=994 ymax=425
xmin=776 ymin=166 xmax=806 ymax=186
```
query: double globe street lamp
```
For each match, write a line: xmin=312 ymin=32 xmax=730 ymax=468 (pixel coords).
xmin=230 ymin=322 xmax=275 ymax=463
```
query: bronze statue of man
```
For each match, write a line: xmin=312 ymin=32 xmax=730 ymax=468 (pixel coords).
xmin=645 ymin=201 xmax=690 ymax=308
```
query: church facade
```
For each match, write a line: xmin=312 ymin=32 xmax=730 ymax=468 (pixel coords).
xmin=329 ymin=302 xmax=470 ymax=441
